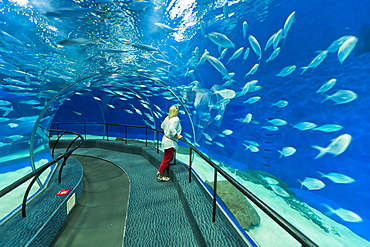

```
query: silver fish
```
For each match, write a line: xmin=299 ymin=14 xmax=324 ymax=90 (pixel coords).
xmin=243 ymin=21 xmax=248 ymax=39
xmin=265 ymin=47 xmax=281 ymax=63
xmin=206 ymin=55 xmax=229 ymax=78
xmin=338 ymin=36 xmax=358 ymax=64
xmin=276 ymin=65 xmax=296 ymax=77
xmin=313 ymin=124 xmax=343 ymax=133
xmin=283 ymin=11 xmax=295 ymax=38
xmin=207 ymin=32 xmax=235 ymax=48
xmin=311 ymin=133 xmax=352 ymax=159
xmin=321 ymin=90 xmax=357 ymax=104
xmin=278 ymin=147 xmax=296 ymax=158
xmin=299 ymin=177 xmax=325 ymax=190
xmin=228 ymin=47 xmax=244 ymax=64
xmin=317 ymin=78 xmax=337 ymax=94
xmin=317 ymin=171 xmax=355 ymax=184
xmin=301 ymin=50 xmax=328 ymax=74
xmin=248 ymin=35 xmax=262 ymax=59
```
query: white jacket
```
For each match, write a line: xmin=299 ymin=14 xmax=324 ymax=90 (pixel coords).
xmin=161 ymin=116 xmax=182 ymax=150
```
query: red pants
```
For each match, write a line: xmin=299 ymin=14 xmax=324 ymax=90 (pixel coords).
xmin=158 ymin=148 xmax=175 ymax=173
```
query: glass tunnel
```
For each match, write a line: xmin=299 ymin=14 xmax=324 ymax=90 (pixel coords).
xmin=0 ymin=0 xmax=369 ymax=246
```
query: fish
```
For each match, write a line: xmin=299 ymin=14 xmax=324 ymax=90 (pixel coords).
xmin=248 ymin=35 xmax=262 ymax=60
xmin=265 ymin=47 xmax=281 ymax=63
xmin=19 ymin=100 xmax=41 ymax=105
xmin=262 ymin=125 xmax=278 ymax=131
xmin=292 ymin=122 xmax=317 ymax=131
xmin=214 ymin=89 xmax=236 ymax=99
xmin=317 ymin=78 xmax=337 ymax=94
xmin=73 ymin=111 xmax=82 ymax=115
xmin=214 ymin=141 xmax=225 ymax=148
xmin=236 ymin=113 xmax=252 ymax=124
xmin=228 ymin=47 xmax=244 ymax=64
xmin=7 ymin=122 xmax=18 ymax=128
xmin=311 ymin=133 xmax=352 ymax=159
xmin=0 ymin=100 xmax=12 ymax=106
xmin=299 ymin=177 xmax=325 ymax=190
xmin=244 ymin=63 xmax=259 ymax=77
xmin=5 ymin=135 xmax=24 ymax=141
xmin=243 ymin=144 xmax=259 ymax=152
xmin=267 ymin=118 xmax=287 ymax=126
xmin=218 ymin=48 xmax=228 ymax=60
xmin=240 ymin=80 xmax=258 ymax=95
xmin=265 ymin=32 xmax=276 ymax=50
xmin=283 ymin=11 xmax=296 ymax=38
xmin=206 ymin=55 xmax=229 ymax=78
xmin=223 ymin=2 xmax=229 ymax=18
xmin=322 ymin=204 xmax=362 ymax=223
xmin=327 ymin=36 xmax=353 ymax=53
xmin=127 ymin=0 xmax=153 ymax=11
xmin=278 ymin=147 xmax=296 ymax=158
xmin=317 ymin=171 xmax=355 ymax=184
xmin=243 ymin=21 xmax=248 ymax=39
xmin=245 ymin=140 xmax=259 ymax=146
xmin=243 ymin=47 xmax=250 ymax=61
xmin=207 ymin=32 xmax=235 ymax=48
xmin=301 ymin=50 xmax=328 ymax=74
xmin=273 ymin=29 xmax=283 ymax=49
xmin=270 ymin=184 xmax=290 ymax=197
xmin=203 ymin=133 xmax=213 ymax=141
xmin=271 ymin=100 xmax=288 ymax=108
xmin=313 ymin=124 xmax=343 ymax=132
xmin=244 ymin=96 xmax=261 ymax=104
xmin=131 ymin=43 xmax=159 ymax=52
xmin=222 ymin=129 xmax=233 ymax=135
xmin=58 ymin=38 xmax=95 ymax=46
xmin=259 ymin=175 xmax=279 ymax=185
xmin=338 ymin=36 xmax=358 ymax=64
xmin=321 ymin=90 xmax=357 ymax=104
xmin=154 ymin=23 xmax=177 ymax=33
xmin=276 ymin=65 xmax=296 ymax=77
xmin=45 ymin=7 xmax=103 ymax=18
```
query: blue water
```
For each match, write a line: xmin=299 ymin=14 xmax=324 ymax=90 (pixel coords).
xmin=1 ymin=0 xmax=370 ymax=244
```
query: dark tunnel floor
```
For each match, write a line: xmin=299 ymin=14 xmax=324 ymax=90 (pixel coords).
xmin=51 ymin=155 xmax=129 ymax=247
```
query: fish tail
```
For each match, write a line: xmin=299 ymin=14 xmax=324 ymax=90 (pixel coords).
xmin=316 ymin=171 xmax=325 ymax=177
xmin=311 ymin=145 xmax=327 ymax=159
xmin=321 ymin=95 xmax=329 ymax=103
xmin=278 ymin=150 xmax=283 ymax=158
xmin=300 ymin=67 xmax=308 ymax=75
xmin=297 ymin=179 xmax=303 ymax=189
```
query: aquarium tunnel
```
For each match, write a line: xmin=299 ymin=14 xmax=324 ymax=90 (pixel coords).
xmin=0 ymin=0 xmax=369 ymax=246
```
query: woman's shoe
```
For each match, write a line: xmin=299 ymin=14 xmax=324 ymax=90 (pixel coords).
xmin=157 ymin=176 xmax=170 ymax=182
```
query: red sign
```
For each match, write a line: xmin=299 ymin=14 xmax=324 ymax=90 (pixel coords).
xmin=56 ymin=190 xmax=71 ymax=196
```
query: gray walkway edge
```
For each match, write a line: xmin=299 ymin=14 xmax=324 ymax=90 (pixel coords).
xmin=52 ymin=139 xmax=251 ymax=247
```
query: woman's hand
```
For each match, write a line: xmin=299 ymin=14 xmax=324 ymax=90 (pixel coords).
xmin=176 ymin=134 xmax=183 ymax=139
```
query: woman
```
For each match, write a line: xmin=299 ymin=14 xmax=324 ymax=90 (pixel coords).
xmin=157 ymin=105 xmax=182 ymax=182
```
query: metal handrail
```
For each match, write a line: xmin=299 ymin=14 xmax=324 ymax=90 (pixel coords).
xmin=0 ymin=130 xmax=84 ymax=217
xmin=51 ymin=122 xmax=317 ymax=247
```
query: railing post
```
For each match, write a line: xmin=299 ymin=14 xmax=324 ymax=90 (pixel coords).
xmin=84 ymin=123 xmax=86 ymax=139
xmin=156 ymin=133 xmax=159 ymax=153
xmin=212 ymin=169 xmax=218 ymax=222
xmin=145 ymin=128 xmax=148 ymax=146
xmin=189 ymin=148 xmax=192 ymax=183
xmin=125 ymin=126 xmax=127 ymax=143
xmin=106 ymin=124 xmax=109 ymax=141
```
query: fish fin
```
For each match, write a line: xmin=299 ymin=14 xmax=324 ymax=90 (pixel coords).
xmin=311 ymin=145 xmax=327 ymax=159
